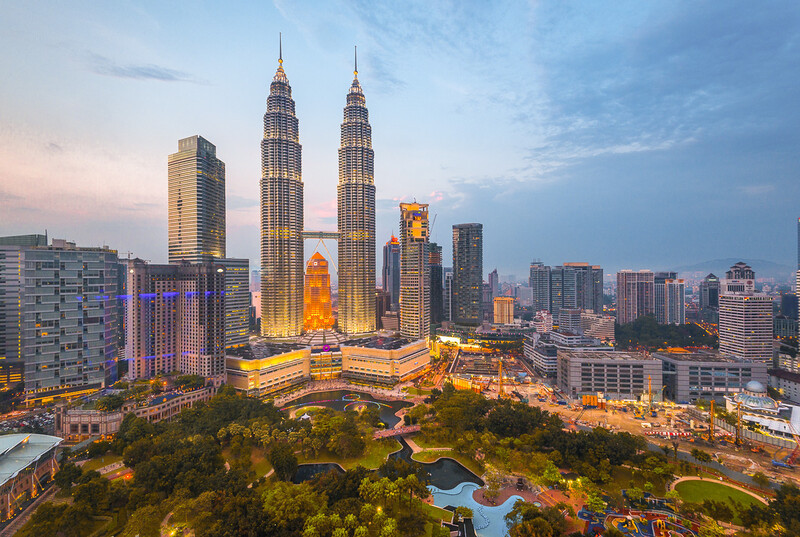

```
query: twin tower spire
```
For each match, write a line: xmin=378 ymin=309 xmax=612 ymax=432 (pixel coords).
xmin=260 ymin=37 xmax=376 ymax=338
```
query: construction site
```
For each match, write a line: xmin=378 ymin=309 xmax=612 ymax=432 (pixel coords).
xmin=517 ymin=381 xmax=800 ymax=488
xmin=447 ymin=352 xmax=533 ymax=396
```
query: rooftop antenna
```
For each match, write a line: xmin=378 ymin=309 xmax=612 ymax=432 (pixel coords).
xmin=354 ymin=45 xmax=358 ymax=77
xmin=279 ymin=32 xmax=283 ymax=66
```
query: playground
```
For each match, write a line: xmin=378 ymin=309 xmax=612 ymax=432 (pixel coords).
xmin=578 ymin=508 xmax=697 ymax=537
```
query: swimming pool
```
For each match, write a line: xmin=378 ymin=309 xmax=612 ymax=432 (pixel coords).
xmin=430 ymin=482 xmax=523 ymax=536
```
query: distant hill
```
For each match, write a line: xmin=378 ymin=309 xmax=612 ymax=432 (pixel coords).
xmin=673 ymin=258 xmax=794 ymax=281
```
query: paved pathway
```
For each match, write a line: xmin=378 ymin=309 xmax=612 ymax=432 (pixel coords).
xmin=403 ymin=436 xmax=450 ymax=454
xmin=669 ymin=476 xmax=769 ymax=505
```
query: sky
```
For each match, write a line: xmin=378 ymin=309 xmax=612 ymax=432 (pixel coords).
xmin=1 ymin=1 xmax=799 ymax=281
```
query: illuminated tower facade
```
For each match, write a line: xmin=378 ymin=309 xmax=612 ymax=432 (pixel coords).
xmin=304 ymin=252 xmax=334 ymax=331
xmin=399 ymin=203 xmax=429 ymax=339
xmin=168 ymin=136 xmax=225 ymax=264
xmin=337 ymin=49 xmax=376 ymax=335
xmin=452 ymin=223 xmax=483 ymax=325
xmin=260 ymin=43 xmax=304 ymax=338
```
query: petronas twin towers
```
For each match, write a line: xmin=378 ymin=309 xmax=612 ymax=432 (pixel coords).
xmin=261 ymin=45 xmax=376 ymax=338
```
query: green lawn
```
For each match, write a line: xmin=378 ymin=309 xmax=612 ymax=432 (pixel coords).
xmin=403 ymin=387 xmax=432 ymax=396
xmin=297 ymin=438 xmax=402 ymax=470
xmin=82 ymin=454 xmax=124 ymax=473
xmin=411 ymin=450 xmax=483 ymax=476
xmin=420 ymin=501 xmax=452 ymax=522
xmin=412 ymin=434 xmax=453 ymax=450
xmin=675 ymin=479 xmax=764 ymax=524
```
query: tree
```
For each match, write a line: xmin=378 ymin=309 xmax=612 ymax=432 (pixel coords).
xmin=268 ymin=443 xmax=298 ymax=481
xmin=584 ymin=492 xmax=606 ymax=513
xmin=484 ymin=466 xmax=503 ymax=501
xmin=698 ymin=520 xmax=725 ymax=537
xmin=453 ymin=506 xmax=473 ymax=520
xmin=691 ymin=448 xmax=712 ymax=463
xmin=53 ymin=462 xmax=82 ymax=488
xmin=751 ymin=471 xmax=770 ymax=489
xmin=263 ymin=481 xmax=326 ymax=529
xmin=626 ymin=487 xmax=644 ymax=505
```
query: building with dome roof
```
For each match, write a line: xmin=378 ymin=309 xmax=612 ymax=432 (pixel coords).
xmin=725 ymin=378 xmax=800 ymax=440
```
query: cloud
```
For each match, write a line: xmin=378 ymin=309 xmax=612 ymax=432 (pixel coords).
xmin=227 ymin=195 xmax=259 ymax=210
xmin=738 ymin=185 xmax=775 ymax=195
xmin=85 ymin=52 xmax=202 ymax=83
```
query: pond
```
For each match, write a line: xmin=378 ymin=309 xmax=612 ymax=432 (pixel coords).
xmin=281 ymin=389 xmax=411 ymax=428
xmin=430 ymin=482 xmax=523 ymax=537
xmin=390 ymin=437 xmax=484 ymax=489
xmin=291 ymin=462 xmax=344 ymax=484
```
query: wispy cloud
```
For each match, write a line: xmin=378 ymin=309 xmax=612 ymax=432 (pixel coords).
xmin=85 ymin=52 xmax=202 ymax=83
xmin=227 ymin=195 xmax=258 ymax=210
xmin=738 ymin=184 xmax=775 ymax=195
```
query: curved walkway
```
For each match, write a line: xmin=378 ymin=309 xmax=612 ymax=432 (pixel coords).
xmin=669 ymin=476 xmax=769 ymax=505
xmin=404 ymin=436 xmax=450 ymax=454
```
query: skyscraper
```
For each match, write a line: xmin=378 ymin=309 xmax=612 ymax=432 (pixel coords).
xmin=665 ymin=279 xmax=686 ymax=325
xmin=452 ymin=223 xmax=483 ymax=325
xmin=260 ymin=43 xmax=304 ymax=338
xmin=489 ymin=269 xmax=499 ymax=298
xmin=218 ymin=258 xmax=250 ymax=348
xmin=700 ymin=273 xmax=720 ymax=310
xmin=443 ymin=269 xmax=453 ymax=322
xmin=304 ymin=253 xmax=334 ymax=331
xmin=616 ymin=270 xmax=655 ymax=324
xmin=382 ymin=236 xmax=400 ymax=311
xmin=337 ymin=50 xmax=376 ymax=335
xmin=654 ymin=271 xmax=677 ymax=324
xmin=719 ymin=263 xmax=772 ymax=362
xmin=399 ymin=203 xmax=430 ymax=339
xmin=428 ymin=242 xmax=443 ymax=327
xmin=529 ymin=262 xmax=551 ymax=313
xmin=168 ymin=136 xmax=225 ymax=264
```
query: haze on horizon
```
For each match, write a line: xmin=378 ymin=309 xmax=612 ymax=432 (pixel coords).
xmin=1 ymin=1 xmax=798 ymax=279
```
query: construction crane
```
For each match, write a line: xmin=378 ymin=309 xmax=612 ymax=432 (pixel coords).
xmin=709 ymin=399 xmax=715 ymax=444
xmin=735 ymin=401 xmax=742 ymax=446
xmin=497 ymin=357 xmax=504 ymax=399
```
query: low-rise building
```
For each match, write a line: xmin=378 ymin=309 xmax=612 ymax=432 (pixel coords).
xmin=493 ymin=297 xmax=515 ymax=325
xmin=770 ymin=368 xmax=800 ymax=405
xmin=580 ymin=311 xmax=616 ymax=343
xmin=557 ymin=350 xmax=661 ymax=400
xmin=724 ymin=381 xmax=800 ymax=440
xmin=0 ymin=434 xmax=62 ymax=521
xmin=524 ymin=331 xmax=608 ymax=378
xmin=653 ymin=349 xmax=768 ymax=403
xmin=55 ymin=386 xmax=216 ymax=442
xmin=225 ymin=336 xmax=431 ymax=396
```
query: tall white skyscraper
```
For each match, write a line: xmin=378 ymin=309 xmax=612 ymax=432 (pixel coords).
xmin=719 ymin=263 xmax=772 ymax=362
xmin=337 ymin=49 xmax=376 ymax=335
xmin=260 ymin=43 xmax=304 ymax=338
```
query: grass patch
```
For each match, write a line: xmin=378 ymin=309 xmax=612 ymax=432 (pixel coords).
xmin=605 ymin=466 xmax=667 ymax=496
xmin=250 ymin=447 xmax=272 ymax=477
xmin=412 ymin=450 xmax=483 ymax=476
xmin=675 ymin=479 xmax=764 ymax=524
xmin=412 ymin=434 xmax=453 ymax=450
xmin=420 ymin=501 xmax=452 ymax=522
xmin=297 ymin=438 xmax=402 ymax=470
xmin=82 ymin=454 xmax=124 ymax=473
xmin=403 ymin=387 xmax=432 ymax=396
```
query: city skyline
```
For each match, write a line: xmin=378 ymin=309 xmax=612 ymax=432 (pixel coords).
xmin=2 ymin=3 xmax=799 ymax=277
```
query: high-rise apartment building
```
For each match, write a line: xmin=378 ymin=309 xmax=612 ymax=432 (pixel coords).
xmin=0 ymin=238 xmax=120 ymax=401
xmin=304 ymin=253 xmax=334 ymax=331
xmin=168 ymin=136 xmax=225 ymax=264
xmin=218 ymin=258 xmax=250 ymax=348
xmin=337 ymin=54 xmax=376 ymax=335
xmin=529 ymin=262 xmax=551 ymax=313
xmin=719 ymin=263 xmax=772 ymax=362
xmin=616 ymin=270 xmax=655 ymax=324
xmin=452 ymin=223 xmax=483 ymax=325
xmin=493 ymin=297 xmax=514 ymax=324
xmin=428 ymin=243 xmax=443 ymax=327
xmin=665 ymin=279 xmax=686 ymax=325
xmin=399 ymin=203 xmax=430 ymax=339
xmin=382 ymin=236 xmax=400 ymax=311
xmin=489 ymin=269 xmax=499 ymax=299
xmin=700 ymin=273 xmax=720 ymax=310
xmin=654 ymin=272 xmax=676 ymax=324
xmin=719 ymin=294 xmax=773 ymax=362
xmin=261 ymin=48 xmax=304 ymax=338
xmin=126 ymin=259 xmax=225 ymax=379
xmin=443 ymin=269 xmax=453 ymax=322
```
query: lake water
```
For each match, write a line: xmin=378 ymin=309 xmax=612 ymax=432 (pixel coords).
xmin=281 ymin=389 xmax=411 ymax=428
xmin=430 ymin=482 xmax=523 ymax=537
